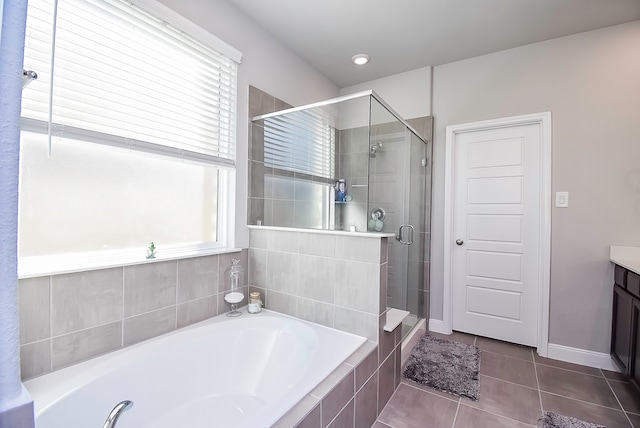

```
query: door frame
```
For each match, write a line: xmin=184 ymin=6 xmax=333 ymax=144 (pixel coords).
xmin=443 ymin=112 xmax=552 ymax=357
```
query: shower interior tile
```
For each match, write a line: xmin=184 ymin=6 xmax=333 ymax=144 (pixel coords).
xmin=271 ymin=200 xmax=295 ymax=227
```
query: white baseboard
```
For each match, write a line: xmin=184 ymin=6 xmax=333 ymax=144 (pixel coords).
xmin=428 ymin=319 xmax=450 ymax=335
xmin=547 ymin=343 xmax=619 ymax=372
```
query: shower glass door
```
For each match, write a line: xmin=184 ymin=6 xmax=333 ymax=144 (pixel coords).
xmin=368 ymin=97 xmax=427 ymax=336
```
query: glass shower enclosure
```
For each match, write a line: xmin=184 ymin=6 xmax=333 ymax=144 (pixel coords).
xmin=249 ymin=90 xmax=432 ymax=335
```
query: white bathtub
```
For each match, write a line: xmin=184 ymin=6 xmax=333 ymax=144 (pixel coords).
xmin=24 ymin=309 xmax=367 ymax=428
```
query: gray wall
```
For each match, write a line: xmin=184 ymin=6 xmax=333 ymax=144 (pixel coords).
xmin=431 ymin=21 xmax=640 ymax=353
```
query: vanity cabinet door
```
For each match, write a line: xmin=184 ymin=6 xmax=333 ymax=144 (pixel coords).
xmin=632 ymin=300 xmax=640 ymax=387
xmin=612 ymin=285 xmax=634 ymax=375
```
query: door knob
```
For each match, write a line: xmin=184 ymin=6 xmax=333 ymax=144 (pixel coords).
xmin=456 ymin=239 xmax=464 ymax=246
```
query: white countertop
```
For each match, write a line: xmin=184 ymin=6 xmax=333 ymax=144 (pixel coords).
xmin=610 ymin=246 xmax=640 ymax=275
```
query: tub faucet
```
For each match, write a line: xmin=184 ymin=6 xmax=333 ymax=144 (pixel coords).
xmin=102 ymin=400 xmax=133 ymax=428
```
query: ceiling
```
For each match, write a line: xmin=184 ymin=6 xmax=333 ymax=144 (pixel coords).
xmin=227 ymin=0 xmax=640 ymax=87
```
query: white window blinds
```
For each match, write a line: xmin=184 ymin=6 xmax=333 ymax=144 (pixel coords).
xmin=22 ymin=0 xmax=239 ymax=167
xmin=263 ymin=110 xmax=336 ymax=179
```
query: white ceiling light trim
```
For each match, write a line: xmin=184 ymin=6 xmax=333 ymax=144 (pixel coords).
xmin=351 ymin=54 xmax=370 ymax=65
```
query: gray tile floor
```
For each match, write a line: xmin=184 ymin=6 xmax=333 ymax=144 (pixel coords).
xmin=374 ymin=330 xmax=640 ymax=428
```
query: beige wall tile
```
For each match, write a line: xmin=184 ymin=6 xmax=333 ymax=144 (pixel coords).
xmin=52 ymin=321 xmax=122 ymax=370
xmin=267 ymin=230 xmax=299 ymax=253
xmin=296 ymin=297 xmax=334 ymax=328
xmin=299 ymin=233 xmax=336 ymax=257
xmin=123 ymin=307 xmax=176 ymax=346
xmin=18 ymin=277 xmax=50 ymax=344
xmin=266 ymin=251 xmax=298 ymax=294
xmin=177 ymin=295 xmax=218 ymax=328
xmin=249 ymin=228 xmax=269 ymax=249
xmin=334 ymin=260 xmax=379 ymax=314
xmin=248 ymin=248 xmax=267 ymax=288
xmin=20 ymin=339 xmax=50 ymax=380
xmin=334 ymin=307 xmax=377 ymax=341
xmin=51 ymin=267 xmax=123 ymax=336
xmin=124 ymin=261 xmax=177 ymax=317
xmin=298 ymin=255 xmax=335 ymax=303
xmin=336 ymin=235 xmax=381 ymax=263
xmin=177 ymin=255 xmax=219 ymax=303
xmin=266 ymin=290 xmax=296 ymax=317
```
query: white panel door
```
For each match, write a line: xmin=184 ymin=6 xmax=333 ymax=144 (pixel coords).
xmin=452 ymin=124 xmax=541 ymax=346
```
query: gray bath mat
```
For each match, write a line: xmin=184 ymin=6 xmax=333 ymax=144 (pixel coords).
xmin=539 ymin=412 xmax=606 ymax=428
xmin=402 ymin=334 xmax=480 ymax=400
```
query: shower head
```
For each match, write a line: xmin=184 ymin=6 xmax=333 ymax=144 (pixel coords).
xmin=369 ymin=142 xmax=382 ymax=158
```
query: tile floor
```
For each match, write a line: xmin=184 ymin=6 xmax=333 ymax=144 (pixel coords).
xmin=373 ymin=330 xmax=640 ymax=428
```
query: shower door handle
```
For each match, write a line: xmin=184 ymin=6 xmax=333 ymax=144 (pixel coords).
xmin=396 ymin=225 xmax=414 ymax=245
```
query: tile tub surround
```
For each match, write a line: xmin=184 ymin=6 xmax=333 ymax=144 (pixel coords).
xmin=274 ymin=334 xmax=404 ymax=428
xmin=250 ymin=226 xmax=405 ymax=427
xmin=248 ymin=227 xmax=390 ymax=342
xmin=18 ymin=250 xmax=248 ymax=380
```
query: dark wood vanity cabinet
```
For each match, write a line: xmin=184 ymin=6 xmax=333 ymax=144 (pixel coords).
xmin=612 ymin=283 xmax=633 ymax=374
xmin=611 ymin=264 xmax=640 ymax=388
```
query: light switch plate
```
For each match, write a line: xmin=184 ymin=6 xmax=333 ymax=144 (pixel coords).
xmin=555 ymin=191 xmax=569 ymax=208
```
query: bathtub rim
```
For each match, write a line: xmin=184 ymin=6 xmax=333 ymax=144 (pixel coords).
xmin=24 ymin=307 xmax=367 ymax=425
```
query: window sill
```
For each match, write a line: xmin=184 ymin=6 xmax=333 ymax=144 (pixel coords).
xmin=18 ymin=243 xmax=242 ymax=279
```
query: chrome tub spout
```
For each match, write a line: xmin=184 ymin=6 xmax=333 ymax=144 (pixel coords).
xmin=102 ymin=400 xmax=133 ymax=428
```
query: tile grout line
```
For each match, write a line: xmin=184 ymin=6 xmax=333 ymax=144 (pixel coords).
xmin=479 ymin=347 xmax=535 ymax=363
xmin=459 ymin=401 xmax=538 ymax=427
xmin=534 ymin=361 xmax=605 ymax=379
xmin=541 ymin=389 xmax=628 ymax=412
xmin=450 ymin=397 xmax=461 ymax=428
xmin=532 ymin=348 xmax=545 ymax=417
xmin=601 ymin=368 xmax=634 ymax=427
xmin=480 ymin=373 xmax=539 ymax=392
xmin=400 ymin=380 xmax=460 ymax=403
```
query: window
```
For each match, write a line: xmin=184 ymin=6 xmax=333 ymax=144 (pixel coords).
xmin=19 ymin=0 xmax=241 ymax=276
xmin=263 ymin=109 xmax=336 ymax=179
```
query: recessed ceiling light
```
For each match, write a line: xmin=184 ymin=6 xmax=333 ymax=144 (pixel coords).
xmin=351 ymin=54 xmax=370 ymax=65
